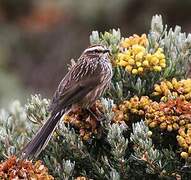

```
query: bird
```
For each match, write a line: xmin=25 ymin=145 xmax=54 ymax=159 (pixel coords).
xmin=21 ymin=44 xmax=113 ymax=159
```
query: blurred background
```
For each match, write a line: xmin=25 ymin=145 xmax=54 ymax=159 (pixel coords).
xmin=0 ymin=0 xmax=191 ymax=107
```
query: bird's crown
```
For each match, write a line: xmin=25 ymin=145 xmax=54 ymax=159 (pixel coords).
xmin=83 ymin=45 xmax=110 ymax=54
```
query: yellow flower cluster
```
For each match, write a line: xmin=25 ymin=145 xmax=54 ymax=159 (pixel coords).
xmin=153 ymin=78 xmax=191 ymax=101
xmin=145 ymin=98 xmax=191 ymax=132
xmin=116 ymin=34 xmax=166 ymax=74
xmin=63 ymin=101 xmax=103 ymax=141
xmin=113 ymin=96 xmax=152 ymax=123
xmin=120 ymin=34 xmax=148 ymax=48
xmin=177 ymin=126 xmax=191 ymax=159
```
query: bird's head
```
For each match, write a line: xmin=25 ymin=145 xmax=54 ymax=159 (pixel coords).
xmin=82 ymin=45 xmax=110 ymax=58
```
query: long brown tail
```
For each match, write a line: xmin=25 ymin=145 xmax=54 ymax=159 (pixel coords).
xmin=21 ymin=111 xmax=64 ymax=159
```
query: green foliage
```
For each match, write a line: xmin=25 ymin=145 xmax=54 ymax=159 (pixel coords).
xmin=0 ymin=101 xmax=29 ymax=159
xmin=25 ymin=94 xmax=50 ymax=124
xmin=90 ymin=29 xmax=121 ymax=55
xmin=130 ymin=121 xmax=162 ymax=175
xmin=149 ymin=15 xmax=191 ymax=79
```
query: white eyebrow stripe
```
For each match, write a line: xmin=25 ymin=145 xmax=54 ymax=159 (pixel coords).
xmin=84 ymin=46 xmax=105 ymax=53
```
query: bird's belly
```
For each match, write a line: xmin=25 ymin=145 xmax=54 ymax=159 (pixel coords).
xmin=78 ymin=83 xmax=107 ymax=108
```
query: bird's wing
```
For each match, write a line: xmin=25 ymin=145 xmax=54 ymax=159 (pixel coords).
xmin=49 ymin=60 xmax=102 ymax=112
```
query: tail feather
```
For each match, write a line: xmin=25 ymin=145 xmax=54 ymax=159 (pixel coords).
xmin=21 ymin=111 xmax=63 ymax=159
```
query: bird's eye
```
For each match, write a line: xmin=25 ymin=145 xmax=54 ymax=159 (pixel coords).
xmin=93 ymin=49 xmax=99 ymax=53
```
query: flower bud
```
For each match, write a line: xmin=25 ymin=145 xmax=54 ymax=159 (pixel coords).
xmin=181 ymin=152 xmax=188 ymax=159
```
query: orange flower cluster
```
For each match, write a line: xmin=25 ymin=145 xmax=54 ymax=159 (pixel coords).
xmin=0 ymin=156 xmax=54 ymax=179
xmin=145 ymin=98 xmax=191 ymax=132
xmin=113 ymin=96 xmax=152 ymax=123
xmin=64 ymin=101 xmax=103 ymax=141
xmin=145 ymin=98 xmax=191 ymax=159
xmin=153 ymin=78 xmax=191 ymax=101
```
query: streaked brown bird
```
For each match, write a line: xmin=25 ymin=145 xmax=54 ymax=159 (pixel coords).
xmin=21 ymin=45 xmax=113 ymax=159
